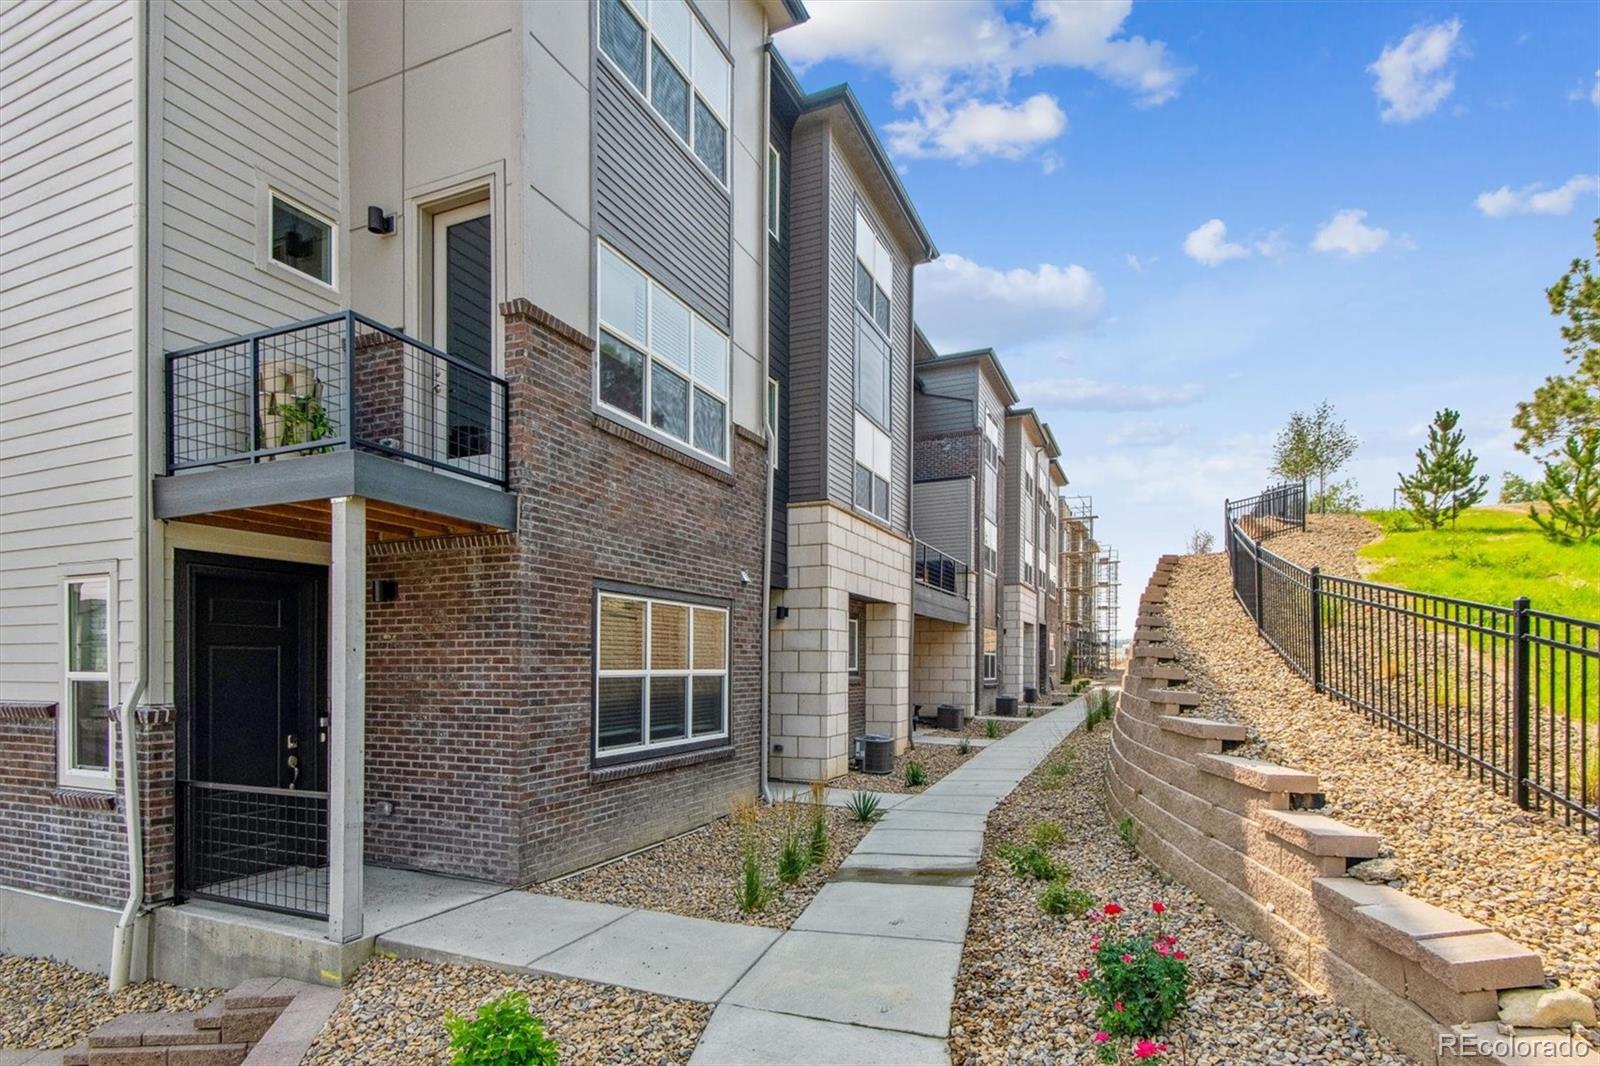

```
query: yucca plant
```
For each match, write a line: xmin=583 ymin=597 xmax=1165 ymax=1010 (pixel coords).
xmin=903 ymin=760 xmax=928 ymax=787
xmin=846 ymin=790 xmax=883 ymax=823
xmin=985 ymin=719 xmax=1000 ymax=740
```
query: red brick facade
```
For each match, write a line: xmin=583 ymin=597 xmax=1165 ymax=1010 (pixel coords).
xmin=0 ymin=703 xmax=174 ymax=908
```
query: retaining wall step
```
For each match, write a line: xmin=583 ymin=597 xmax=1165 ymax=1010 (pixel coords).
xmin=1158 ymin=716 xmax=1247 ymax=743
xmin=1260 ymin=810 xmax=1381 ymax=859
xmin=1196 ymin=753 xmax=1319 ymax=794
xmin=1129 ymin=644 xmax=1179 ymax=662
xmin=1146 ymin=688 xmax=1202 ymax=709
xmin=1131 ymin=663 xmax=1189 ymax=682
xmin=1416 ymin=931 xmax=1545 ymax=994
xmin=1350 ymin=900 xmax=1489 ymax=961
xmin=1311 ymin=876 xmax=1413 ymax=920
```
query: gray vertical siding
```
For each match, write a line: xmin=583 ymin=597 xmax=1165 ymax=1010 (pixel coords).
xmin=1003 ymin=418 xmax=1025 ymax=584
xmin=915 ymin=362 xmax=978 ymax=436
xmin=912 ymin=479 xmax=972 ymax=564
xmin=783 ymin=120 xmax=830 ymax=504
xmin=593 ymin=59 xmax=732 ymax=329
xmin=768 ymin=76 xmax=798 ymax=586
xmin=821 ymin=139 xmax=856 ymax=509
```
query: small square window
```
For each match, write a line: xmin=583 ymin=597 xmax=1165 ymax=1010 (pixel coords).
xmin=270 ymin=194 xmax=332 ymax=284
xmin=692 ymin=97 xmax=726 ymax=181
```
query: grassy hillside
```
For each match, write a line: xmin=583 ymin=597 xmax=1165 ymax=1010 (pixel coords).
xmin=1358 ymin=507 xmax=1600 ymax=621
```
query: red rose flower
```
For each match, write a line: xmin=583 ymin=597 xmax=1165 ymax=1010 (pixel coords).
xmin=1151 ymin=900 xmax=1166 ymax=914
xmin=1103 ymin=902 xmax=1124 ymax=918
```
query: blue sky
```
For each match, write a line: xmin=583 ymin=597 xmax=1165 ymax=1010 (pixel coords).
xmin=780 ymin=1 xmax=1600 ymax=637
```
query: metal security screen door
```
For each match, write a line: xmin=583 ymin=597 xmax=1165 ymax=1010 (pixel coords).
xmin=176 ymin=552 xmax=330 ymax=918
xmin=431 ymin=203 xmax=494 ymax=471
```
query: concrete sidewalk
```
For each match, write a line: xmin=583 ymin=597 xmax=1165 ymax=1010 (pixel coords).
xmin=377 ymin=695 xmax=1088 ymax=1063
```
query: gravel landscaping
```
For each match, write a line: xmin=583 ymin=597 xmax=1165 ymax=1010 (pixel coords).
xmin=949 ymin=721 xmax=1414 ymax=1065
xmin=918 ymin=717 xmax=1030 ymax=741
xmin=0 ymin=954 xmax=217 ymax=1051
xmin=1168 ymin=516 xmax=1600 ymax=1015
xmin=832 ymin=743 xmax=973 ymax=793
xmin=305 ymin=956 xmax=707 ymax=1065
xmin=540 ymin=800 xmax=870 ymax=929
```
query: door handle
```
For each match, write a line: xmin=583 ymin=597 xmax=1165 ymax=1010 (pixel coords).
xmin=286 ymin=734 xmax=300 ymax=789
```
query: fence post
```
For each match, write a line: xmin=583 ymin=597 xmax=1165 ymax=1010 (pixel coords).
xmin=1252 ymin=538 xmax=1264 ymax=630
xmin=1309 ymin=565 xmax=1323 ymax=692
xmin=1512 ymin=596 xmax=1531 ymax=810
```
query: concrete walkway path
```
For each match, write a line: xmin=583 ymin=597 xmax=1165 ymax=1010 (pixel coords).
xmin=377 ymin=697 xmax=1087 ymax=1062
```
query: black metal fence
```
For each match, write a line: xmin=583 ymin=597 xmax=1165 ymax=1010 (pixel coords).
xmin=914 ymin=540 xmax=969 ymax=598
xmin=1225 ymin=484 xmax=1598 ymax=841
xmin=180 ymin=782 xmax=329 ymax=919
xmin=166 ymin=310 xmax=509 ymax=488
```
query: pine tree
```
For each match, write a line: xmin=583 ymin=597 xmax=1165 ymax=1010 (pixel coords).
xmin=1397 ymin=409 xmax=1490 ymax=529
xmin=1531 ymin=430 xmax=1600 ymax=543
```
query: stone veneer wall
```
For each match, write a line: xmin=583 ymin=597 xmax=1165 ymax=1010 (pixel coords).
xmin=771 ymin=501 xmax=912 ymax=781
xmin=999 ymin=582 xmax=1036 ymax=696
xmin=1108 ymin=556 xmax=1566 ymax=1066
xmin=912 ymin=614 xmax=975 ymax=716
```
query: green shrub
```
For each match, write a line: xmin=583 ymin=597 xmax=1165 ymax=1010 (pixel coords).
xmin=997 ymin=843 xmax=1065 ymax=881
xmin=903 ymin=760 xmax=928 ymax=787
xmin=957 ymin=737 xmax=972 ymax=755
xmin=1038 ymin=879 xmax=1093 ymax=917
xmin=1040 ymin=750 xmax=1076 ymax=790
xmin=777 ymin=815 xmax=809 ymax=884
xmin=1029 ymin=820 xmax=1065 ymax=849
xmin=445 ymin=990 xmax=560 ymax=1066
xmin=1118 ymin=815 xmax=1138 ymax=850
xmin=846 ymin=790 xmax=883 ymax=823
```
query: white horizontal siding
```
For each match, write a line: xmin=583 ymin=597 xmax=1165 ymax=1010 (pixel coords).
xmin=158 ymin=0 xmax=342 ymax=351
xmin=0 ymin=0 xmax=139 ymax=705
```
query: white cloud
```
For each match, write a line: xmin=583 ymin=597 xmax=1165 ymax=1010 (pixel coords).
xmin=780 ymin=0 xmax=1188 ymax=163
xmin=1368 ymin=18 xmax=1465 ymax=123
xmin=1125 ymin=253 xmax=1156 ymax=273
xmin=1311 ymin=209 xmax=1398 ymax=257
xmin=1573 ymin=70 xmax=1600 ymax=105
xmin=1019 ymin=377 xmax=1205 ymax=411
xmin=1253 ymin=227 xmax=1290 ymax=259
xmin=886 ymin=93 xmax=1066 ymax=163
xmin=1476 ymin=174 xmax=1600 ymax=217
xmin=1107 ymin=419 xmax=1190 ymax=447
xmin=1040 ymin=150 xmax=1063 ymax=175
xmin=916 ymin=252 xmax=1104 ymax=348
xmin=1183 ymin=219 xmax=1249 ymax=266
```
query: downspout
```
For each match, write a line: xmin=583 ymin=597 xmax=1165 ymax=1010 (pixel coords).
xmin=759 ymin=41 xmax=774 ymax=804
xmin=110 ymin=0 xmax=152 ymax=993
xmin=905 ymin=267 xmax=916 ymax=752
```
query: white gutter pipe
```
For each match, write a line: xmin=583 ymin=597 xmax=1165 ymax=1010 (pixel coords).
xmin=110 ymin=0 xmax=152 ymax=993
xmin=759 ymin=41 xmax=775 ymax=804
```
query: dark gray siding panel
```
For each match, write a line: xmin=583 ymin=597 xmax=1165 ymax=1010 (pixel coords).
xmin=768 ymin=84 xmax=797 ymax=586
xmin=915 ymin=363 xmax=977 ymax=436
xmin=913 ymin=479 xmax=972 ymax=564
xmin=784 ymin=121 xmax=831 ymax=505
xmin=823 ymin=141 xmax=857 ymax=509
xmin=594 ymin=60 xmax=731 ymax=328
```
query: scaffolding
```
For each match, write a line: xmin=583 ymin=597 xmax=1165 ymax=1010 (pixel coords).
xmin=1094 ymin=548 xmax=1121 ymax=669
xmin=1059 ymin=496 xmax=1115 ymax=676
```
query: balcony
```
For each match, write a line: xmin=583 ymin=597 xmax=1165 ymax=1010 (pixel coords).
xmin=156 ymin=312 xmax=515 ymax=539
xmin=913 ymin=539 xmax=969 ymax=624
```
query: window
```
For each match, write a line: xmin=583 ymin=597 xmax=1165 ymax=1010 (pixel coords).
xmin=767 ymin=145 xmax=781 ymax=239
xmin=848 ymin=616 xmax=861 ymax=674
xmin=599 ymin=0 xmax=730 ymax=185
xmin=269 ymin=193 xmax=333 ymax=285
xmin=984 ymin=545 xmax=997 ymax=574
xmin=62 ymin=575 xmax=114 ymax=788
xmin=767 ymin=377 xmax=781 ymax=470
xmin=853 ymin=462 xmax=889 ymax=521
xmin=596 ymin=591 xmax=728 ymax=757
xmin=597 ymin=242 xmax=729 ymax=462
xmin=853 ymin=211 xmax=894 ymax=430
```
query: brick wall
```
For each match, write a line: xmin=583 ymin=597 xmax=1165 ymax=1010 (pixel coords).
xmin=913 ymin=431 xmax=980 ymax=482
xmin=0 ymin=702 xmax=175 ymax=908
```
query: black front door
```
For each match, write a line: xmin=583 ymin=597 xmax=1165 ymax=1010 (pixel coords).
xmin=178 ymin=552 xmax=326 ymax=791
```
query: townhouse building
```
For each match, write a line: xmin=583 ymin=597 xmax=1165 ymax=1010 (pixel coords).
xmin=909 ymin=335 xmax=1016 ymax=715
xmin=1000 ymin=408 xmax=1061 ymax=700
xmin=764 ymin=55 xmax=936 ymax=782
xmin=0 ymin=0 xmax=809 ymax=982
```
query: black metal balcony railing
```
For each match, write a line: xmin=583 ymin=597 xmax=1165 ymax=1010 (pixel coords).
xmin=165 ymin=311 xmax=509 ymax=488
xmin=915 ymin=540 xmax=969 ymax=599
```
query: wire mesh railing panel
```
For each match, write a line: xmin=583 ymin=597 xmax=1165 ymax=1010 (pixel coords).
xmin=180 ymin=782 xmax=329 ymax=919
xmin=166 ymin=311 xmax=509 ymax=488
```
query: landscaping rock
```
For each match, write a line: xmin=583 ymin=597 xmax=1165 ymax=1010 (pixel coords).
xmin=0 ymin=955 xmax=216 ymax=1052
xmin=1349 ymin=858 xmax=1404 ymax=885
xmin=1498 ymin=987 xmax=1599 ymax=1029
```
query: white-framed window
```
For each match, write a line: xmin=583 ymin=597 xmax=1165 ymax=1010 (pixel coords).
xmin=983 ymin=466 xmax=997 ymax=520
xmin=853 ymin=411 xmax=891 ymax=522
xmin=597 ymin=241 xmax=730 ymax=463
xmin=598 ymin=0 xmax=730 ymax=185
xmin=60 ymin=573 xmax=115 ymax=789
xmin=268 ymin=190 xmax=334 ymax=286
xmin=848 ymin=616 xmax=861 ymax=674
xmin=767 ymin=377 xmax=781 ymax=470
xmin=595 ymin=590 xmax=728 ymax=758
xmin=982 ymin=652 xmax=997 ymax=683
xmin=853 ymin=210 xmax=893 ymax=431
xmin=983 ymin=545 xmax=997 ymax=574
xmin=767 ymin=144 xmax=781 ymax=240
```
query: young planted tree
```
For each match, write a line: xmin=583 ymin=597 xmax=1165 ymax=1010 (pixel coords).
xmin=1397 ymin=409 xmax=1489 ymax=529
xmin=1512 ymin=218 xmax=1600 ymax=457
xmin=1531 ymin=430 xmax=1600 ymax=543
xmin=1499 ymin=471 xmax=1542 ymax=504
xmin=1270 ymin=400 xmax=1359 ymax=511
xmin=1185 ymin=528 xmax=1215 ymax=554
